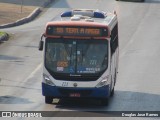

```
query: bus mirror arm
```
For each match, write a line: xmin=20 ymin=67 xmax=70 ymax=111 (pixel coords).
xmin=39 ymin=34 xmax=45 ymax=51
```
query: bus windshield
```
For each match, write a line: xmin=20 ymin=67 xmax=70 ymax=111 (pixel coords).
xmin=45 ymin=38 xmax=108 ymax=75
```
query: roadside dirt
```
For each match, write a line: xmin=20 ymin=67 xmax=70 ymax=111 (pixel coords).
xmin=0 ymin=0 xmax=50 ymax=25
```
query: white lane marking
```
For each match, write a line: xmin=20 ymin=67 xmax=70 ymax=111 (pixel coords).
xmin=24 ymin=63 xmax=42 ymax=81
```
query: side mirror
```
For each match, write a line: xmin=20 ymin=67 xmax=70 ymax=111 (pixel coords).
xmin=39 ymin=33 xmax=45 ymax=51
xmin=39 ymin=41 xmax=44 ymax=51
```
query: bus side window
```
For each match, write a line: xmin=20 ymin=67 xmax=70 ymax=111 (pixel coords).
xmin=111 ymin=24 xmax=118 ymax=55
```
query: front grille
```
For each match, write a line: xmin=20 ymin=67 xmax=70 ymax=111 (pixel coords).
xmin=53 ymin=75 xmax=99 ymax=81
xmin=58 ymin=88 xmax=92 ymax=97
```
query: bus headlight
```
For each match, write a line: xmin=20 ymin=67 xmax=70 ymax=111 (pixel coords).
xmin=43 ymin=74 xmax=55 ymax=86
xmin=95 ymin=76 xmax=109 ymax=88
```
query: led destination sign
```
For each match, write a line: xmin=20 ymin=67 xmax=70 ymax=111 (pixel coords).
xmin=46 ymin=26 xmax=108 ymax=37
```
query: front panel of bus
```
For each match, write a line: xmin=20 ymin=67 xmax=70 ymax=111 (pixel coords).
xmin=42 ymin=37 xmax=112 ymax=98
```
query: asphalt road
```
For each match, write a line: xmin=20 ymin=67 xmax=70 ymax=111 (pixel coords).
xmin=0 ymin=0 xmax=160 ymax=119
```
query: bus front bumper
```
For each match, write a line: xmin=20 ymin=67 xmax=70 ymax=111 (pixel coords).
xmin=42 ymin=83 xmax=110 ymax=98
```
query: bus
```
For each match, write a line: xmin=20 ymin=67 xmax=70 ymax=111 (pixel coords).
xmin=39 ymin=9 xmax=119 ymax=105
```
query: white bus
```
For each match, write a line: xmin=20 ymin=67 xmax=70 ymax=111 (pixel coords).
xmin=39 ymin=9 xmax=119 ymax=105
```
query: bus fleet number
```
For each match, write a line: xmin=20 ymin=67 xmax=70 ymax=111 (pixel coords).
xmin=62 ymin=82 xmax=68 ymax=87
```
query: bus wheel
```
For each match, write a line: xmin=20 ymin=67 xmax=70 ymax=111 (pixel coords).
xmin=114 ymin=70 xmax=117 ymax=85
xmin=101 ymin=98 xmax=109 ymax=106
xmin=110 ymin=76 xmax=115 ymax=97
xmin=45 ymin=96 xmax=53 ymax=104
xmin=110 ymin=87 xmax=114 ymax=97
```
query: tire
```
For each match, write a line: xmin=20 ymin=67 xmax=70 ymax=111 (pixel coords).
xmin=45 ymin=96 xmax=53 ymax=104
xmin=110 ymin=87 xmax=115 ymax=97
xmin=110 ymin=71 xmax=116 ymax=97
xmin=114 ymin=70 xmax=117 ymax=86
xmin=110 ymin=74 xmax=115 ymax=97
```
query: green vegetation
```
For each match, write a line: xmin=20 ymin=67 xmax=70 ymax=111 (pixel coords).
xmin=0 ymin=32 xmax=6 ymax=36
xmin=0 ymin=31 xmax=9 ymax=42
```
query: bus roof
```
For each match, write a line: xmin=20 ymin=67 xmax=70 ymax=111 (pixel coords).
xmin=47 ymin=9 xmax=117 ymax=29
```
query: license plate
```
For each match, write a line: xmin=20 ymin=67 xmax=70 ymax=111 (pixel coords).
xmin=69 ymin=93 xmax=81 ymax=97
